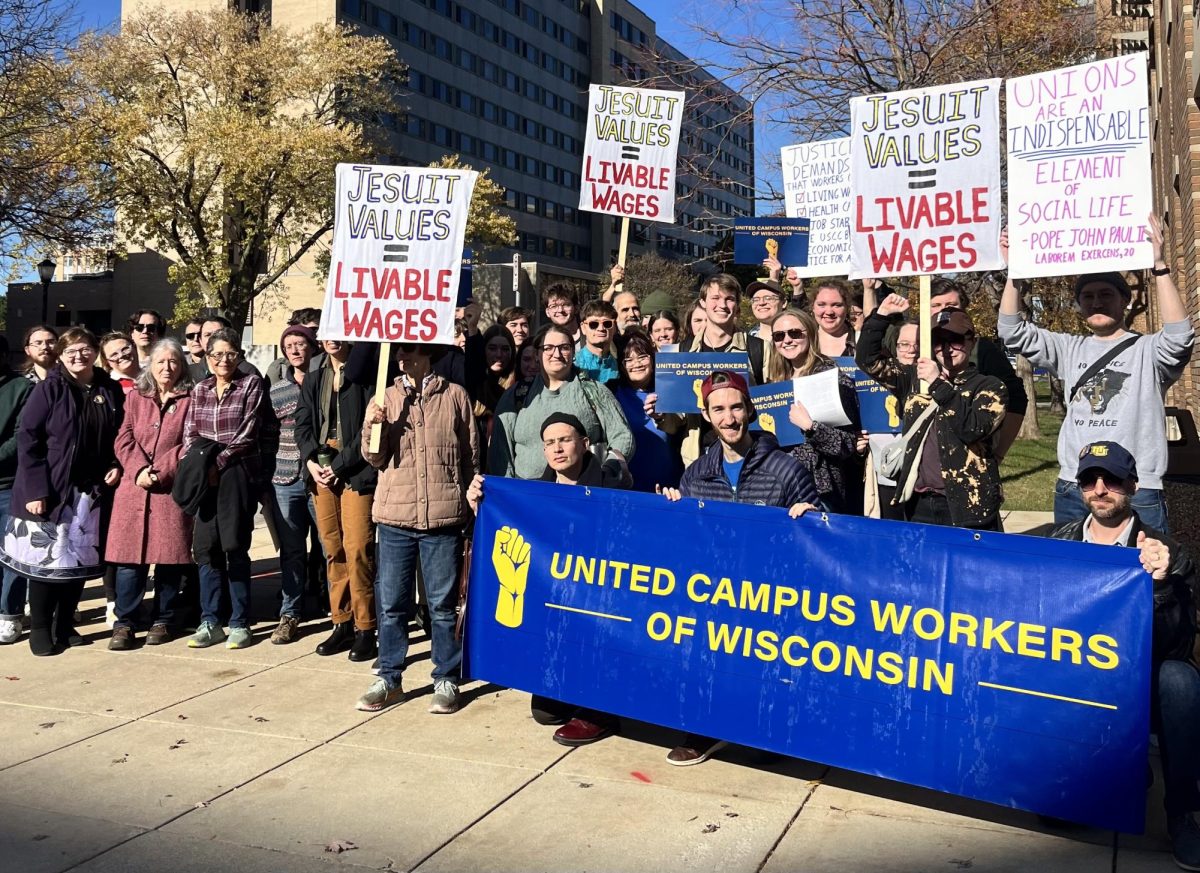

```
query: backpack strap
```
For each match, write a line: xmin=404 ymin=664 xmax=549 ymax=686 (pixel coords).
xmin=1069 ymin=334 xmax=1141 ymax=403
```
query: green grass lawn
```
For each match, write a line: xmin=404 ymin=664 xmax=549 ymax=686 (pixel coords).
xmin=999 ymin=386 xmax=1062 ymax=511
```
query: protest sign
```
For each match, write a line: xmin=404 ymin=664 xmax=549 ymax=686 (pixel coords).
xmin=781 ymin=137 xmax=853 ymax=277
xmin=579 ymin=85 xmax=685 ymax=222
xmin=836 ymin=357 xmax=903 ymax=434
xmin=654 ymin=352 xmax=751 ymax=414
xmin=849 ymin=80 xmax=1004 ymax=279
xmin=320 ymin=164 xmax=478 ymax=344
xmin=749 ymin=383 xmax=806 ymax=447
xmin=1006 ymin=53 xmax=1152 ymax=279
xmin=733 ymin=218 xmax=811 ymax=267
xmin=467 ymin=478 xmax=1150 ymax=832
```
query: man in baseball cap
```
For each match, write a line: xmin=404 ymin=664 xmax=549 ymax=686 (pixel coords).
xmin=1047 ymin=440 xmax=1200 ymax=868
xmin=659 ymin=371 xmax=820 ymax=766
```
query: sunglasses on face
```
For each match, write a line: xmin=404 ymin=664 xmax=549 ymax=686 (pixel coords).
xmin=1079 ymin=470 xmax=1130 ymax=493
xmin=133 ymin=323 xmax=160 ymax=333
xmin=185 ymin=331 xmax=201 ymax=340
xmin=585 ymin=319 xmax=614 ymax=330
xmin=772 ymin=328 xmax=807 ymax=343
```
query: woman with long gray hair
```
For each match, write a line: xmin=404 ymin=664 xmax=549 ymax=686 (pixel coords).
xmin=106 ymin=339 xmax=195 ymax=649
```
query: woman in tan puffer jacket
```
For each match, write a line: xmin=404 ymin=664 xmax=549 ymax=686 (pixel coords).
xmin=355 ymin=342 xmax=479 ymax=715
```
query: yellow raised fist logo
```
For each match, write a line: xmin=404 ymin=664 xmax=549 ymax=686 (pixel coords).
xmin=758 ymin=412 xmax=777 ymax=435
xmin=885 ymin=395 xmax=901 ymax=428
xmin=765 ymin=238 xmax=779 ymax=259
xmin=492 ymin=525 xmax=531 ymax=629
xmin=692 ymin=378 xmax=704 ymax=410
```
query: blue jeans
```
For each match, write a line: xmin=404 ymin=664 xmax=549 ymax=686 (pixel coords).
xmin=1154 ymin=660 xmax=1200 ymax=817
xmin=199 ymin=550 xmax=252 ymax=629
xmin=113 ymin=564 xmax=184 ymax=629
xmin=268 ymin=480 xmax=316 ymax=618
xmin=375 ymin=524 xmax=463 ymax=689
xmin=0 ymin=489 xmax=27 ymax=619
xmin=1054 ymin=479 xmax=1169 ymax=532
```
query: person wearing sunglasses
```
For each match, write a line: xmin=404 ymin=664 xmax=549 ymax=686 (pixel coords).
xmin=126 ymin=310 xmax=166 ymax=367
xmin=489 ymin=324 xmax=634 ymax=481
xmin=574 ymin=300 xmax=620 ymax=385
xmin=1046 ymin=440 xmax=1200 ymax=870
xmin=858 ymin=297 xmax=1007 ymax=530
xmin=767 ymin=309 xmax=864 ymax=515
xmin=181 ymin=318 xmax=205 ymax=365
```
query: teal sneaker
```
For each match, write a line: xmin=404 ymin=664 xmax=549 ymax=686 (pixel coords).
xmin=356 ymin=678 xmax=404 ymax=712
xmin=226 ymin=628 xmax=253 ymax=650
xmin=188 ymin=622 xmax=226 ymax=648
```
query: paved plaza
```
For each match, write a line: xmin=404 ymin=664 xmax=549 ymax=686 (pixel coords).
xmin=0 ymin=511 xmax=1178 ymax=872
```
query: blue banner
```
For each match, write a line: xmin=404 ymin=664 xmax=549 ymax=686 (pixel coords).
xmin=466 ymin=478 xmax=1151 ymax=832
xmin=836 ymin=357 xmax=902 ymax=434
xmin=749 ymin=383 xmax=805 ymax=447
xmin=654 ymin=352 xmax=751 ymax=414
xmin=734 ymin=218 xmax=811 ymax=266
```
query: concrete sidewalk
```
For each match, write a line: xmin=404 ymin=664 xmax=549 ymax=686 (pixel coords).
xmin=0 ymin=510 xmax=1176 ymax=872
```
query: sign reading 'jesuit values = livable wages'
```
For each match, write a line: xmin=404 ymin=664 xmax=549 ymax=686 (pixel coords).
xmin=579 ymin=85 xmax=685 ymax=221
xmin=1006 ymin=53 xmax=1152 ymax=279
xmin=780 ymin=137 xmax=853 ymax=277
xmin=850 ymin=79 xmax=1004 ymax=279
xmin=320 ymin=164 xmax=477 ymax=344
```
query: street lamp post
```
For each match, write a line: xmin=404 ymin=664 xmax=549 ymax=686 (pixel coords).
xmin=36 ymin=258 xmax=56 ymax=324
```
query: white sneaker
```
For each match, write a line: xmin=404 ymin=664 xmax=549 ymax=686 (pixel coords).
xmin=105 ymin=602 xmax=117 ymax=629
xmin=428 ymin=678 xmax=460 ymax=714
xmin=0 ymin=618 xmax=21 ymax=645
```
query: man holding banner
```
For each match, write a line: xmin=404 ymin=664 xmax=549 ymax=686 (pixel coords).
xmin=998 ymin=219 xmax=1194 ymax=531
xmin=1048 ymin=441 xmax=1200 ymax=868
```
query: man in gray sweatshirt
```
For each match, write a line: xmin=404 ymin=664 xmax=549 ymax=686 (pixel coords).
xmin=997 ymin=217 xmax=1194 ymax=531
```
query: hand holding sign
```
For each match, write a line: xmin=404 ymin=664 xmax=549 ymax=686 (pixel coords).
xmin=788 ymin=402 xmax=813 ymax=432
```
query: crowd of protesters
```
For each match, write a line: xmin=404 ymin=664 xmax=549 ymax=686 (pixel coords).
xmin=0 ymin=216 xmax=1197 ymax=864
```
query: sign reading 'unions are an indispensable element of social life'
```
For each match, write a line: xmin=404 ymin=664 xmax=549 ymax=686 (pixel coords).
xmin=1006 ymin=53 xmax=1152 ymax=279
xmin=579 ymin=85 xmax=685 ymax=222
xmin=320 ymin=164 xmax=477 ymax=345
xmin=466 ymin=478 xmax=1151 ymax=833
xmin=781 ymin=137 xmax=853 ymax=277
xmin=850 ymin=79 xmax=1005 ymax=279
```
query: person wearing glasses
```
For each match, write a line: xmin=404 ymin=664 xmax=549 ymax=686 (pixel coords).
xmin=126 ymin=310 xmax=166 ymax=368
xmin=1 ymin=328 xmax=124 ymax=656
xmin=295 ymin=336 xmax=378 ymax=662
xmin=181 ymin=319 xmax=205 ymax=365
xmin=574 ymin=300 xmax=619 ymax=385
xmin=99 ymin=332 xmax=140 ymax=395
xmin=182 ymin=328 xmax=267 ymax=649
xmin=867 ymin=319 xmax=918 ymax=520
xmin=22 ymin=325 xmax=59 ymax=383
xmin=747 ymin=279 xmax=788 ymax=383
xmin=767 ymin=309 xmax=864 ymax=515
xmin=613 ymin=329 xmax=682 ymax=493
xmin=857 ymin=297 xmax=1006 ymax=530
xmin=188 ymin=316 xmax=263 ymax=382
xmin=489 ymin=324 xmax=634 ymax=480
xmin=542 ymin=283 xmax=582 ymax=347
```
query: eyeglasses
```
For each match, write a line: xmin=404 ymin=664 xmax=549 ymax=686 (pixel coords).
xmin=896 ymin=341 xmax=918 ymax=350
xmin=133 ymin=323 xmax=160 ymax=333
xmin=752 ymin=295 xmax=780 ymax=305
xmin=1079 ymin=471 xmax=1130 ymax=493
xmin=585 ymin=319 xmax=614 ymax=330
xmin=207 ymin=351 xmax=240 ymax=362
xmin=62 ymin=347 xmax=95 ymax=360
xmin=546 ymin=302 xmax=572 ymax=312
xmin=185 ymin=331 xmax=201 ymax=340
xmin=109 ymin=347 xmax=134 ymax=360
xmin=932 ymin=334 xmax=971 ymax=350
xmin=539 ymin=343 xmax=574 ymax=358
xmin=772 ymin=328 xmax=807 ymax=343
xmin=623 ymin=353 xmax=651 ymax=365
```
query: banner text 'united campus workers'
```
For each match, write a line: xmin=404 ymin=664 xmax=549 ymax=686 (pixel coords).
xmin=466 ymin=478 xmax=1151 ymax=833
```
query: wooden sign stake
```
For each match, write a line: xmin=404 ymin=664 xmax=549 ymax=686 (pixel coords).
xmin=368 ymin=341 xmax=390 ymax=453
xmin=918 ymin=274 xmax=932 ymax=394
xmin=617 ymin=216 xmax=631 ymax=268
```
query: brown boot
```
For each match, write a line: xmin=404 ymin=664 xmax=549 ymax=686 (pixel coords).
xmin=108 ymin=626 xmax=135 ymax=651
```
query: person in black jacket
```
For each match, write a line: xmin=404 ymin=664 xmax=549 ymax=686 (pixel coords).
xmin=0 ymin=338 xmax=33 ymax=644
xmin=660 ymin=370 xmax=819 ymax=766
xmin=294 ymin=338 xmax=378 ymax=662
xmin=857 ymin=297 xmax=1007 ymax=530
xmin=1048 ymin=441 xmax=1200 ymax=869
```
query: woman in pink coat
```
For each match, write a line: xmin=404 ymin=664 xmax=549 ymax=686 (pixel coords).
xmin=106 ymin=339 xmax=195 ymax=650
